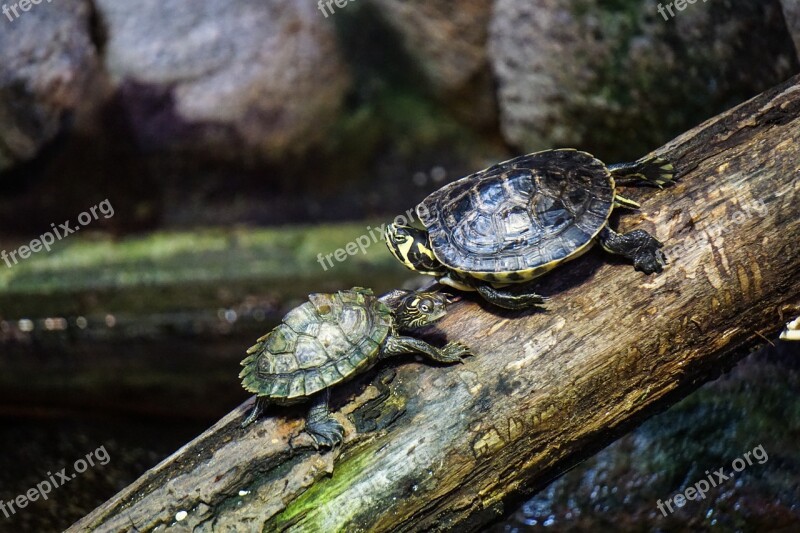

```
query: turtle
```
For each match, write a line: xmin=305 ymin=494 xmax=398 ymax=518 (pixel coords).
xmin=239 ymin=287 xmax=471 ymax=447
xmin=385 ymin=149 xmax=675 ymax=310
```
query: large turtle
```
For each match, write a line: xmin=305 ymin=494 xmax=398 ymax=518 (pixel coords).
xmin=385 ymin=149 xmax=675 ymax=309
xmin=240 ymin=287 xmax=471 ymax=447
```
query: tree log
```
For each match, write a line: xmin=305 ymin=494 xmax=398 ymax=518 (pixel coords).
xmin=69 ymin=74 xmax=800 ymax=532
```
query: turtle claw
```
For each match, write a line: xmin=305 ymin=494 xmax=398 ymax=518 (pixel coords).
xmin=441 ymin=341 xmax=473 ymax=363
xmin=634 ymin=248 xmax=667 ymax=275
xmin=306 ymin=417 xmax=345 ymax=449
xmin=602 ymin=228 xmax=667 ymax=275
xmin=628 ymin=231 xmax=667 ymax=274
xmin=518 ymin=293 xmax=549 ymax=305
xmin=475 ymin=285 xmax=549 ymax=310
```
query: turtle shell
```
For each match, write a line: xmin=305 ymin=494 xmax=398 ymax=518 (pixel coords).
xmin=239 ymin=288 xmax=392 ymax=402
xmin=417 ymin=149 xmax=615 ymax=282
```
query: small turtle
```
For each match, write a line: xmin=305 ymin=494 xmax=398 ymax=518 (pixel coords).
xmin=239 ymin=287 xmax=471 ymax=447
xmin=385 ymin=149 xmax=675 ymax=309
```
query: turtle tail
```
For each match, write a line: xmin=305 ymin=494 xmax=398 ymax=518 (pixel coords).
xmin=609 ymin=156 xmax=675 ymax=188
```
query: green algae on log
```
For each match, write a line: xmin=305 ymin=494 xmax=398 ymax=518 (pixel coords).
xmin=68 ymin=74 xmax=800 ymax=532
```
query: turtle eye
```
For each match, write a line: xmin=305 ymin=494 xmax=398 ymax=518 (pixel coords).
xmin=419 ymin=299 xmax=433 ymax=313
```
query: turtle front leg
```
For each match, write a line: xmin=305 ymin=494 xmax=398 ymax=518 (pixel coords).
xmin=476 ymin=284 xmax=549 ymax=310
xmin=382 ymin=335 xmax=472 ymax=364
xmin=599 ymin=226 xmax=667 ymax=274
xmin=305 ymin=390 xmax=344 ymax=449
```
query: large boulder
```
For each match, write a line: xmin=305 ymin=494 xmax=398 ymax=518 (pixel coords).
xmin=366 ymin=0 xmax=496 ymax=126
xmin=94 ymin=0 xmax=350 ymax=161
xmin=0 ymin=0 xmax=97 ymax=172
xmin=489 ymin=0 xmax=800 ymax=161
xmin=781 ymin=0 xmax=800 ymax=56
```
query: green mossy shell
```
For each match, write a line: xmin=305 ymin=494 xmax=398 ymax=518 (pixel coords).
xmin=239 ymin=288 xmax=392 ymax=401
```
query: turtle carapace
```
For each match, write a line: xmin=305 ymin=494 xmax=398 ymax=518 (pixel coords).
xmin=386 ymin=149 xmax=675 ymax=309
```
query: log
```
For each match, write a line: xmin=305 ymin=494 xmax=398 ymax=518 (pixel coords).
xmin=69 ymin=74 xmax=800 ymax=532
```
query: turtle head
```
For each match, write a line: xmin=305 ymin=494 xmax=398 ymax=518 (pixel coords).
xmin=384 ymin=224 xmax=446 ymax=276
xmin=393 ymin=291 xmax=450 ymax=330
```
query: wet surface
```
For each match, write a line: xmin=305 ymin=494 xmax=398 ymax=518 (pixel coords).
xmin=0 ymin=301 xmax=798 ymax=532
xmin=495 ymin=341 xmax=800 ymax=532
xmin=0 ymin=416 xmax=205 ymax=533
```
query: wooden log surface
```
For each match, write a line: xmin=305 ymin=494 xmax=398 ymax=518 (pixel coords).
xmin=69 ymin=74 xmax=800 ymax=532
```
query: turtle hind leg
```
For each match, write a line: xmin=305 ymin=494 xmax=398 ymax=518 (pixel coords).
xmin=476 ymin=284 xmax=549 ymax=310
xmin=599 ymin=226 xmax=667 ymax=274
xmin=305 ymin=391 xmax=344 ymax=449
xmin=242 ymin=397 xmax=269 ymax=428
xmin=609 ymin=156 xmax=675 ymax=188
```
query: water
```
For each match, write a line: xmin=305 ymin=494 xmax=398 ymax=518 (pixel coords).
xmin=1 ymin=302 xmax=798 ymax=532
xmin=495 ymin=341 xmax=800 ymax=532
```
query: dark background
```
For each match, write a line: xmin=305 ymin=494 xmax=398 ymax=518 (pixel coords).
xmin=1 ymin=0 xmax=799 ymax=531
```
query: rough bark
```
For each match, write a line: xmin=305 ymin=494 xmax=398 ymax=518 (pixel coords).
xmin=69 ymin=74 xmax=800 ymax=532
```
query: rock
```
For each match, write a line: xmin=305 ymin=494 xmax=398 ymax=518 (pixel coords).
xmin=366 ymin=0 xmax=496 ymax=126
xmin=0 ymin=0 xmax=97 ymax=172
xmin=781 ymin=0 xmax=800 ymax=56
xmin=489 ymin=0 xmax=800 ymax=161
xmin=94 ymin=0 xmax=350 ymax=161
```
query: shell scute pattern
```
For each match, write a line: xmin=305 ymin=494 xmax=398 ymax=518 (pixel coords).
xmin=240 ymin=289 xmax=392 ymax=400
xmin=339 ymin=306 xmax=369 ymax=344
xmin=317 ymin=321 xmax=354 ymax=357
xmin=270 ymin=353 xmax=299 ymax=374
xmin=294 ymin=336 xmax=329 ymax=369
xmin=264 ymin=326 xmax=297 ymax=355
xmin=304 ymin=371 xmax=326 ymax=395
xmin=271 ymin=376 xmax=291 ymax=397
xmin=418 ymin=150 xmax=615 ymax=277
xmin=335 ymin=357 xmax=357 ymax=378
xmin=283 ymin=303 xmax=321 ymax=337
xmin=288 ymin=374 xmax=305 ymax=398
